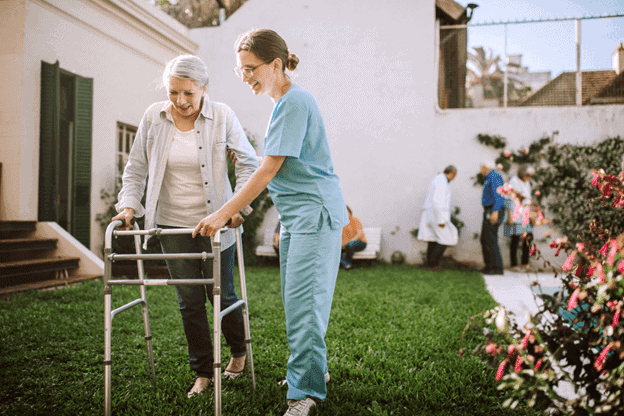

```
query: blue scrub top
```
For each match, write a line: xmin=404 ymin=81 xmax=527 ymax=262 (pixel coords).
xmin=264 ymin=84 xmax=348 ymax=234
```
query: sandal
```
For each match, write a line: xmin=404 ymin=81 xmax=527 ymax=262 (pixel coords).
xmin=223 ymin=355 xmax=246 ymax=380
xmin=187 ymin=376 xmax=212 ymax=398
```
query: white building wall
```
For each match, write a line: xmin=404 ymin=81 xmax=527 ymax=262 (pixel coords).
xmin=191 ymin=0 xmax=437 ymax=263
xmin=192 ymin=0 xmax=624 ymax=266
xmin=0 ymin=0 xmax=197 ymax=254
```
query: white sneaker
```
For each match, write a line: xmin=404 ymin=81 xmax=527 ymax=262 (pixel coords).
xmin=283 ymin=397 xmax=317 ymax=416
xmin=279 ymin=372 xmax=330 ymax=387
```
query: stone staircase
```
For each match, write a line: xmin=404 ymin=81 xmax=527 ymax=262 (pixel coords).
xmin=0 ymin=221 xmax=100 ymax=297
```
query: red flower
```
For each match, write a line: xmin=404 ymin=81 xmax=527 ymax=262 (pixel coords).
xmin=567 ymin=288 xmax=580 ymax=311
xmin=613 ymin=310 xmax=621 ymax=327
xmin=514 ymin=356 xmax=523 ymax=372
xmin=617 ymin=261 xmax=624 ymax=274
xmin=496 ymin=360 xmax=507 ymax=381
xmin=603 ymin=183 xmax=612 ymax=196
xmin=587 ymin=266 xmax=594 ymax=279
xmin=554 ymin=246 xmax=562 ymax=256
xmin=486 ymin=343 xmax=498 ymax=355
xmin=530 ymin=244 xmax=536 ymax=256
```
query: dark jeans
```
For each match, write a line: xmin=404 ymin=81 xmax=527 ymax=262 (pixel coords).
xmin=158 ymin=226 xmax=246 ymax=378
xmin=480 ymin=209 xmax=503 ymax=273
xmin=510 ymin=233 xmax=533 ymax=267
xmin=340 ymin=240 xmax=367 ymax=268
xmin=426 ymin=241 xmax=447 ymax=267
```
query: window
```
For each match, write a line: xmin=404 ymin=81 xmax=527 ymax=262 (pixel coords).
xmin=116 ymin=122 xmax=137 ymax=178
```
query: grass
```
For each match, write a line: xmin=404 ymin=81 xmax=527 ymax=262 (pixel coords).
xmin=0 ymin=264 xmax=539 ymax=416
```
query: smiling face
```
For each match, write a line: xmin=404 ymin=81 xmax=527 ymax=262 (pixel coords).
xmin=236 ymin=50 xmax=275 ymax=96
xmin=167 ymin=76 xmax=206 ymax=119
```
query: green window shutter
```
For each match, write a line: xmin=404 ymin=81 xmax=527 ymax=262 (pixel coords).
xmin=38 ymin=61 xmax=60 ymax=221
xmin=72 ymin=75 xmax=93 ymax=249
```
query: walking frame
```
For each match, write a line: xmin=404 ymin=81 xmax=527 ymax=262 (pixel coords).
xmin=103 ymin=221 xmax=256 ymax=416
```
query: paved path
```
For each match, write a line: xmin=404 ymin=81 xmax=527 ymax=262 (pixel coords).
xmin=482 ymin=270 xmax=577 ymax=401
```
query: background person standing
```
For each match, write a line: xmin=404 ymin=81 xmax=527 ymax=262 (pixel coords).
xmin=417 ymin=165 xmax=458 ymax=271
xmin=479 ymin=160 xmax=505 ymax=275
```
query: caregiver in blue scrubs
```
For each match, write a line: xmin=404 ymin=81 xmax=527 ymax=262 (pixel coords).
xmin=192 ymin=28 xmax=348 ymax=416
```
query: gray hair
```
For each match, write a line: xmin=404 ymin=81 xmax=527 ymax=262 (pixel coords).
xmin=481 ymin=160 xmax=496 ymax=170
xmin=443 ymin=165 xmax=457 ymax=175
xmin=517 ymin=164 xmax=535 ymax=179
xmin=163 ymin=55 xmax=209 ymax=92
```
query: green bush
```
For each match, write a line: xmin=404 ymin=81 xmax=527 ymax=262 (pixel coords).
xmin=474 ymin=133 xmax=624 ymax=248
xmin=462 ymin=170 xmax=624 ymax=415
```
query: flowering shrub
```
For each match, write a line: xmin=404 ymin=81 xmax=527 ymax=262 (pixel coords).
xmin=460 ymin=170 xmax=624 ymax=415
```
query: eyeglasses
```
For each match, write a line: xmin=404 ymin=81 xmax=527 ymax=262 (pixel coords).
xmin=233 ymin=61 xmax=271 ymax=79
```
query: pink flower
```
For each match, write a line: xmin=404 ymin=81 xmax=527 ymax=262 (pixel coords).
xmin=486 ymin=343 xmax=498 ymax=355
xmin=613 ymin=310 xmax=621 ymax=327
xmin=534 ymin=359 xmax=543 ymax=371
xmin=594 ymin=345 xmax=611 ymax=372
xmin=497 ymin=163 xmax=504 ymax=170
xmin=514 ymin=356 xmax=523 ymax=372
xmin=599 ymin=241 xmax=609 ymax=258
xmin=608 ymin=239 xmax=618 ymax=266
xmin=523 ymin=148 xmax=529 ymax=154
xmin=535 ymin=190 xmax=541 ymax=197
xmin=567 ymin=288 xmax=580 ymax=310
xmin=508 ymin=344 xmax=516 ymax=355
xmin=520 ymin=331 xmax=531 ymax=349
xmin=591 ymin=170 xmax=600 ymax=186
xmin=512 ymin=204 xmax=522 ymax=221
xmin=496 ymin=360 xmax=507 ymax=381
xmin=530 ymin=244 xmax=536 ymax=256
xmin=537 ymin=211 xmax=544 ymax=221
xmin=587 ymin=266 xmax=594 ymax=279
xmin=562 ymin=251 xmax=577 ymax=271
xmin=617 ymin=261 xmax=624 ymax=274
xmin=596 ymin=263 xmax=605 ymax=283
xmin=504 ymin=151 xmax=511 ymax=157
xmin=575 ymin=243 xmax=585 ymax=252
xmin=521 ymin=206 xmax=530 ymax=226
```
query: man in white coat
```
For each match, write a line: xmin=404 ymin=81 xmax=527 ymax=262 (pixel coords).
xmin=417 ymin=165 xmax=458 ymax=271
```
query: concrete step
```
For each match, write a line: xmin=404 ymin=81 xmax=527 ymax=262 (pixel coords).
xmin=0 ymin=257 xmax=80 ymax=281
xmin=0 ymin=238 xmax=58 ymax=254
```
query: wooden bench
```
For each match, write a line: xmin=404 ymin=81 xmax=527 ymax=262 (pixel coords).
xmin=255 ymin=226 xmax=381 ymax=261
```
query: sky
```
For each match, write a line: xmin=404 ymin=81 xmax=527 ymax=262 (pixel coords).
xmin=462 ymin=0 xmax=624 ymax=76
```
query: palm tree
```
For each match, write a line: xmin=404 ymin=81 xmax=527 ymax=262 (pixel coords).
xmin=467 ymin=46 xmax=504 ymax=100
xmin=154 ymin=0 xmax=248 ymax=28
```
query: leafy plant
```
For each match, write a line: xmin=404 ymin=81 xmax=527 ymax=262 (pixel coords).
xmin=461 ymin=170 xmax=624 ymax=415
xmin=473 ymin=132 xmax=624 ymax=249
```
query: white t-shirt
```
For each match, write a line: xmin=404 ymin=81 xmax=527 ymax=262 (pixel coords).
xmin=156 ymin=128 xmax=208 ymax=227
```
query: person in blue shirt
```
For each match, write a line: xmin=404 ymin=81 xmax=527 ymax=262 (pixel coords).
xmin=480 ymin=160 xmax=505 ymax=275
xmin=193 ymin=29 xmax=348 ymax=416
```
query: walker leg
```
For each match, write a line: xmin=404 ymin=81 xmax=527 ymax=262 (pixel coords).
xmin=104 ymin=286 xmax=112 ymax=416
xmin=213 ymin=237 xmax=222 ymax=416
xmin=235 ymin=228 xmax=255 ymax=390
xmin=134 ymin=231 xmax=156 ymax=383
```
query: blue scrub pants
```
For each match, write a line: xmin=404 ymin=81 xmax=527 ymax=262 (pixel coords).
xmin=279 ymin=210 xmax=341 ymax=402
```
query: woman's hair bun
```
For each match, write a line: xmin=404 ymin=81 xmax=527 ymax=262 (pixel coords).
xmin=286 ymin=52 xmax=299 ymax=71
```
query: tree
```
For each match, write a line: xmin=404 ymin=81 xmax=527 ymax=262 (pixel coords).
xmin=154 ymin=0 xmax=249 ymax=28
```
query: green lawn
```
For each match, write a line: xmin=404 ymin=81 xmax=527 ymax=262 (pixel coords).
xmin=0 ymin=264 xmax=537 ymax=416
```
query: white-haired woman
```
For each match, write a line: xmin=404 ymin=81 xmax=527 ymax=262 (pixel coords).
xmin=504 ymin=164 xmax=535 ymax=271
xmin=113 ymin=54 xmax=258 ymax=397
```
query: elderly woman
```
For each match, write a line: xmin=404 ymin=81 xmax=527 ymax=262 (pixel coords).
xmin=504 ymin=164 xmax=535 ymax=271
xmin=113 ymin=55 xmax=258 ymax=397
xmin=193 ymin=29 xmax=348 ymax=416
